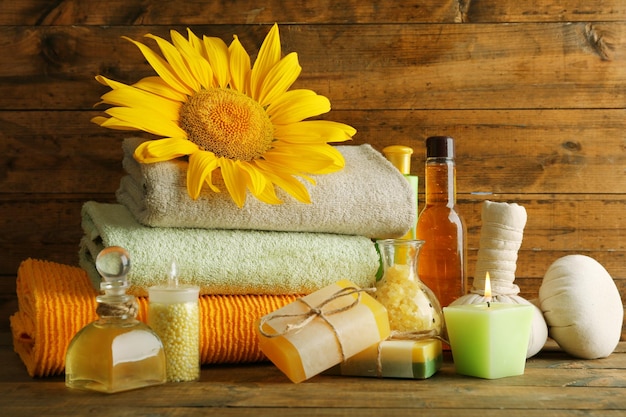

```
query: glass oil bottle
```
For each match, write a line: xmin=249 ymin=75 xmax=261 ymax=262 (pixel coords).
xmin=65 ymin=246 xmax=167 ymax=393
xmin=416 ymin=136 xmax=468 ymax=307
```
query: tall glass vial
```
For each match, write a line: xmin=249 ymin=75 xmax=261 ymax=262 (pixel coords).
xmin=65 ymin=246 xmax=167 ymax=393
xmin=416 ymin=136 xmax=467 ymax=307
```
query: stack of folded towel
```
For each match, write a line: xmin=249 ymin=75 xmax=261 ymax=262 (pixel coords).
xmin=11 ymin=137 xmax=417 ymax=377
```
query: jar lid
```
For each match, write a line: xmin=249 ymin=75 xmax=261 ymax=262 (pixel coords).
xmin=149 ymin=284 xmax=199 ymax=304
xmin=426 ymin=136 xmax=455 ymax=159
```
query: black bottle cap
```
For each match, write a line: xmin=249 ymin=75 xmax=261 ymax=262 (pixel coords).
xmin=426 ymin=136 xmax=455 ymax=158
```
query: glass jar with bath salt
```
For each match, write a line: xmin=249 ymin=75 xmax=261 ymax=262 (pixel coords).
xmin=65 ymin=246 xmax=167 ymax=393
xmin=374 ymin=239 xmax=443 ymax=336
xmin=148 ymin=262 xmax=201 ymax=382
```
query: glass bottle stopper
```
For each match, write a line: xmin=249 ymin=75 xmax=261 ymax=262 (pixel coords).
xmin=95 ymin=246 xmax=135 ymax=317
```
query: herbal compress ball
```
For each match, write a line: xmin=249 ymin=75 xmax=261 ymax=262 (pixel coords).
xmin=539 ymin=254 xmax=623 ymax=359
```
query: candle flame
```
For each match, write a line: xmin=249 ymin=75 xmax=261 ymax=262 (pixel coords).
xmin=484 ymin=272 xmax=492 ymax=303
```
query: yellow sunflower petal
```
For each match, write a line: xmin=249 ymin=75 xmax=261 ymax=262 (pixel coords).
xmin=250 ymin=23 xmax=282 ymax=101
xmin=219 ymin=158 xmax=248 ymax=208
xmin=265 ymin=89 xmax=315 ymax=115
xmin=93 ymin=115 xmax=153 ymax=132
xmin=145 ymin=33 xmax=200 ymax=92
xmin=307 ymin=120 xmax=356 ymax=138
xmin=203 ymin=36 xmax=230 ymax=88
xmin=170 ymin=29 xmax=214 ymax=90
xmin=228 ymin=35 xmax=251 ymax=93
xmin=134 ymin=138 xmax=199 ymax=163
xmin=255 ymin=181 xmax=283 ymax=205
xmin=237 ymin=160 xmax=270 ymax=198
xmin=105 ymin=107 xmax=186 ymax=138
xmin=254 ymin=156 xmax=314 ymax=182
xmin=264 ymin=143 xmax=345 ymax=173
xmin=274 ymin=120 xmax=356 ymax=144
xmin=272 ymin=125 xmax=327 ymax=143
xmin=257 ymin=52 xmax=301 ymax=107
xmin=267 ymin=90 xmax=331 ymax=124
xmin=254 ymin=165 xmax=312 ymax=203
xmin=187 ymin=150 xmax=220 ymax=199
xmin=95 ymin=75 xmax=128 ymax=90
xmin=276 ymin=178 xmax=311 ymax=204
xmin=91 ymin=116 xmax=140 ymax=130
xmin=133 ymin=76 xmax=189 ymax=102
xmin=186 ymin=28 xmax=204 ymax=53
xmin=100 ymin=86 xmax=181 ymax=120
xmin=123 ymin=36 xmax=194 ymax=96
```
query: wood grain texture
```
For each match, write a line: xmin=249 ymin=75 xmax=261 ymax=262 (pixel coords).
xmin=2 ymin=109 xmax=625 ymax=194
xmin=2 ymin=0 xmax=625 ymax=25
xmin=1 ymin=332 xmax=626 ymax=415
xmin=0 ymin=23 xmax=623 ymax=110
xmin=0 ymin=1 xmax=625 ymax=332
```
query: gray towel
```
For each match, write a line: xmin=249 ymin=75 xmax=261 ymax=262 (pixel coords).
xmin=116 ymin=137 xmax=416 ymax=238
xmin=79 ymin=201 xmax=380 ymax=296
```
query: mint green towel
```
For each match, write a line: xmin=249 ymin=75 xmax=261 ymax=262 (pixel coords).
xmin=79 ymin=201 xmax=379 ymax=296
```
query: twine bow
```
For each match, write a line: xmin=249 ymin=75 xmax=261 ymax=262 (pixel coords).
xmin=258 ymin=286 xmax=375 ymax=362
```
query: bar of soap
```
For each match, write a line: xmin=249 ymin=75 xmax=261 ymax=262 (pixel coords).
xmin=256 ymin=280 xmax=390 ymax=383
xmin=328 ymin=338 xmax=442 ymax=379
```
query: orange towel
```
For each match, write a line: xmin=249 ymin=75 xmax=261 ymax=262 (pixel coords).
xmin=10 ymin=258 xmax=299 ymax=377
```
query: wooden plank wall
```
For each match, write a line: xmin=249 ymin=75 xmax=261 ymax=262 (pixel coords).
xmin=1 ymin=1 xmax=625 ymax=327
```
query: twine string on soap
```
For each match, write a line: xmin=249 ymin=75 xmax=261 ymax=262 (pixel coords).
xmin=258 ymin=286 xmax=375 ymax=362
xmin=375 ymin=329 xmax=449 ymax=378
xmin=96 ymin=298 xmax=138 ymax=318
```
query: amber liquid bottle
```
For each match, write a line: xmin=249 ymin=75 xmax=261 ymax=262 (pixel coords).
xmin=416 ymin=136 xmax=467 ymax=307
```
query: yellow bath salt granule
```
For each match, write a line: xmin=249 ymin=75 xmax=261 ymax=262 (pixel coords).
xmin=148 ymin=300 xmax=200 ymax=382
xmin=375 ymin=264 xmax=443 ymax=333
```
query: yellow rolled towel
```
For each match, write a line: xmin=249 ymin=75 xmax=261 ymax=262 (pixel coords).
xmin=10 ymin=258 xmax=298 ymax=377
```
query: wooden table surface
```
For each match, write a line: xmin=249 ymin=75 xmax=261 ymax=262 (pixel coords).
xmin=1 ymin=332 xmax=625 ymax=417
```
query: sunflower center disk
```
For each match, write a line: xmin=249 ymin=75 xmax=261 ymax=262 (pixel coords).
xmin=180 ymin=88 xmax=274 ymax=161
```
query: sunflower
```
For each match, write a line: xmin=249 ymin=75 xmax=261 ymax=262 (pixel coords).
xmin=92 ymin=24 xmax=355 ymax=207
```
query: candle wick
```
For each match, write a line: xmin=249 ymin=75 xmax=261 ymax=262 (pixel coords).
xmin=487 ymin=301 xmax=491 ymax=308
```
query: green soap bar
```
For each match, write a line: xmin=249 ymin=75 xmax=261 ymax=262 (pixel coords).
xmin=328 ymin=338 xmax=442 ymax=379
xmin=412 ymin=351 xmax=443 ymax=379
